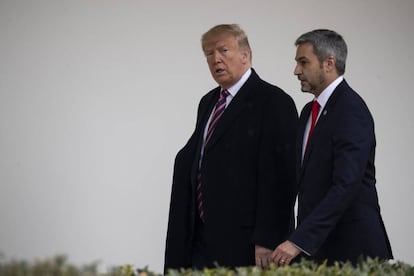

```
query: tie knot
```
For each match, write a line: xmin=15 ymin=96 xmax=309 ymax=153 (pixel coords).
xmin=312 ymin=100 xmax=320 ymax=115
xmin=221 ymin=89 xmax=230 ymax=99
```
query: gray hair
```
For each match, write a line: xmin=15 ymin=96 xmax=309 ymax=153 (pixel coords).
xmin=295 ymin=29 xmax=347 ymax=75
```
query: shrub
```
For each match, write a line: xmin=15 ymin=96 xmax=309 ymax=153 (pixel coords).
xmin=167 ymin=257 xmax=414 ymax=276
xmin=0 ymin=255 xmax=413 ymax=276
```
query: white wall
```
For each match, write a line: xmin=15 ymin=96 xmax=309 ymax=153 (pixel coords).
xmin=0 ymin=0 xmax=413 ymax=273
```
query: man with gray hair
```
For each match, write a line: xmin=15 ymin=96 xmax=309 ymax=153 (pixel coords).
xmin=271 ymin=29 xmax=393 ymax=266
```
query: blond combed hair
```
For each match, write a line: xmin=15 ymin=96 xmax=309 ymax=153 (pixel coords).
xmin=201 ymin=24 xmax=252 ymax=62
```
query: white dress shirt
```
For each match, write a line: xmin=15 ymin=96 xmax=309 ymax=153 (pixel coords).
xmin=301 ymin=76 xmax=344 ymax=160
xmin=199 ymin=68 xmax=252 ymax=163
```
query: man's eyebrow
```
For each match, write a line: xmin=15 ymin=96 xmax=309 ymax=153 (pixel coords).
xmin=295 ymin=56 xmax=308 ymax=61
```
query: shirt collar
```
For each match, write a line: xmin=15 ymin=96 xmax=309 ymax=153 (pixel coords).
xmin=315 ymin=76 xmax=344 ymax=108
xmin=223 ymin=68 xmax=252 ymax=97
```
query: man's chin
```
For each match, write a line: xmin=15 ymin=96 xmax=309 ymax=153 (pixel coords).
xmin=214 ymin=76 xmax=230 ymax=88
xmin=300 ymin=86 xmax=311 ymax=93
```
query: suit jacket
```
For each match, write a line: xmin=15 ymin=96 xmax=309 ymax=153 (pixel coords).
xmin=165 ymin=69 xmax=298 ymax=270
xmin=290 ymin=80 xmax=393 ymax=264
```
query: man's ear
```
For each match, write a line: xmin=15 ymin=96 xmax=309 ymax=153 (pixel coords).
xmin=324 ymin=56 xmax=336 ymax=73
xmin=241 ymin=49 xmax=250 ymax=64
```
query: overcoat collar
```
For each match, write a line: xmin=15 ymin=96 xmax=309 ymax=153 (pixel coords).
xmin=202 ymin=68 xmax=260 ymax=152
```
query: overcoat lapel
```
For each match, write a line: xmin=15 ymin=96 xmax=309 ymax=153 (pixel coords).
xmin=297 ymin=102 xmax=312 ymax=178
xmin=203 ymin=72 xmax=258 ymax=152
xmin=189 ymin=88 xmax=219 ymax=185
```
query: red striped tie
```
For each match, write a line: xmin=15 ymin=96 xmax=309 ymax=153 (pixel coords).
xmin=197 ymin=89 xmax=230 ymax=222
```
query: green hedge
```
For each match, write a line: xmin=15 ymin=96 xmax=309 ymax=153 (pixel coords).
xmin=1 ymin=255 xmax=413 ymax=276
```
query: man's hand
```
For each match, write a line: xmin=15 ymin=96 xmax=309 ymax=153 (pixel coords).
xmin=255 ymin=245 xmax=273 ymax=269
xmin=270 ymin=240 xmax=301 ymax=266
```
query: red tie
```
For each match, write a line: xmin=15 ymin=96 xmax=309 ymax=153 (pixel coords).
xmin=197 ymin=89 xmax=230 ymax=222
xmin=307 ymin=100 xmax=320 ymax=145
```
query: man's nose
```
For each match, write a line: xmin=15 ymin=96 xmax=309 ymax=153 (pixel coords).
xmin=212 ymin=51 xmax=222 ymax=63
xmin=293 ymin=64 xmax=301 ymax=75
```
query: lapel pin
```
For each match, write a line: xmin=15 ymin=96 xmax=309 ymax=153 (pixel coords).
xmin=323 ymin=110 xmax=327 ymax=116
